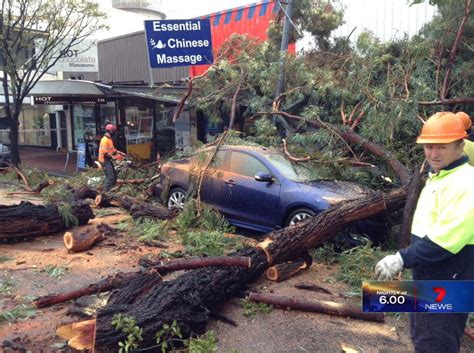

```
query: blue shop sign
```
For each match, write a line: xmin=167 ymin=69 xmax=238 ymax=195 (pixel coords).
xmin=144 ymin=19 xmax=213 ymax=68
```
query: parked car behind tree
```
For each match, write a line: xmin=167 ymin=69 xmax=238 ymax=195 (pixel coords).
xmin=153 ymin=145 xmax=387 ymax=243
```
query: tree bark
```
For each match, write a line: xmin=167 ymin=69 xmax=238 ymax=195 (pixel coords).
xmin=248 ymin=292 xmax=384 ymax=323
xmin=72 ymin=186 xmax=98 ymax=201
xmin=0 ymin=201 xmax=94 ymax=241
xmin=399 ymin=162 xmax=426 ymax=248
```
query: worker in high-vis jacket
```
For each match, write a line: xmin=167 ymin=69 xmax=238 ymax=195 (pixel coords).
xmin=456 ymin=111 xmax=474 ymax=165
xmin=374 ymin=112 xmax=474 ymax=353
xmin=98 ymin=124 xmax=126 ymax=192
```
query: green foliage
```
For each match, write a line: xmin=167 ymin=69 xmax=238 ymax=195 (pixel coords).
xmin=311 ymin=244 xmax=338 ymax=265
xmin=187 ymin=331 xmax=218 ymax=353
xmin=240 ymin=298 xmax=273 ymax=317
xmin=0 ymin=278 xmax=16 ymax=294
xmin=0 ymin=304 xmax=36 ymax=324
xmin=337 ymin=240 xmax=390 ymax=292
xmin=41 ymin=265 xmax=68 ymax=278
xmin=112 ymin=314 xmax=144 ymax=353
xmin=180 ymin=230 xmax=243 ymax=257
xmin=130 ymin=218 xmax=170 ymax=242
xmin=155 ymin=320 xmax=183 ymax=353
xmin=42 ymin=184 xmax=74 ymax=204
xmin=57 ymin=203 xmax=78 ymax=228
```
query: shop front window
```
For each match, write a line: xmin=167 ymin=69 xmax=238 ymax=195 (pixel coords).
xmin=99 ymin=102 xmax=117 ymax=134
xmin=155 ymin=107 xmax=175 ymax=158
xmin=21 ymin=108 xmax=52 ymax=146
xmin=72 ymin=105 xmax=95 ymax=149
xmin=124 ymin=98 xmax=153 ymax=160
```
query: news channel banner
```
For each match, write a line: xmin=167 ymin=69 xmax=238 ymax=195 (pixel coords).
xmin=362 ymin=281 xmax=474 ymax=313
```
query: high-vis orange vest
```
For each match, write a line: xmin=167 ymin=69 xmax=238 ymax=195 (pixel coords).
xmin=98 ymin=135 xmax=116 ymax=163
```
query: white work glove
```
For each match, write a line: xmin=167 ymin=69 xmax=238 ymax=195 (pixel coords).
xmin=374 ymin=252 xmax=404 ymax=281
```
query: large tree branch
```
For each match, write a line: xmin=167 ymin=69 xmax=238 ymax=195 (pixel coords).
xmin=261 ymin=111 xmax=412 ymax=186
xmin=418 ymin=96 xmax=474 ymax=105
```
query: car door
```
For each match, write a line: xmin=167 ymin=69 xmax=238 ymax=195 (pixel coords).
xmin=199 ymin=150 xmax=227 ymax=209
xmin=220 ymin=150 xmax=281 ymax=228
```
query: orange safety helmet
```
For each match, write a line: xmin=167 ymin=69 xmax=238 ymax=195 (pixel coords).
xmin=455 ymin=111 xmax=472 ymax=130
xmin=417 ymin=112 xmax=467 ymax=144
xmin=105 ymin=123 xmax=117 ymax=132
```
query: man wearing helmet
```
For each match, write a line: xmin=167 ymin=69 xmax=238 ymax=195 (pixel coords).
xmin=374 ymin=112 xmax=474 ymax=353
xmin=98 ymin=123 xmax=126 ymax=192
xmin=456 ymin=111 xmax=474 ymax=165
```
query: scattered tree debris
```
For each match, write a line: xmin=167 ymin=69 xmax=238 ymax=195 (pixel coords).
xmin=294 ymin=282 xmax=334 ymax=295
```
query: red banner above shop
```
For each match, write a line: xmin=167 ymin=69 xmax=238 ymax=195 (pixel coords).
xmin=190 ymin=0 xmax=295 ymax=77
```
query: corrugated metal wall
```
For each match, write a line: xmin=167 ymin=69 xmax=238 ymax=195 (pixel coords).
xmin=98 ymin=31 xmax=189 ymax=84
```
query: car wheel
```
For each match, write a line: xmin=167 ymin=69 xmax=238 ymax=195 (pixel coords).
xmin=167 ymin=187 xmax=186 ymax=210
xmin=285 ymin=208 xmax=316 ymax=227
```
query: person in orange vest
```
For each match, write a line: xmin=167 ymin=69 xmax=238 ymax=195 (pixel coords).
xmin=98 ymin=124 xmax=126 ymax=192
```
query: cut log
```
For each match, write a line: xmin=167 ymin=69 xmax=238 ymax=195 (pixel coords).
xmin=294 ymin=282 xmax=333 ymax=295
xmin=248 ymin=292 xmax=384 ymax=323
xmin=0 ymin=201 xmax=94 ymax=241
xmin=266 ymin=253 xmax=312 ymax=282
xmin=64 ymin=227 xmax=105 ymax=253
xmin=66 ymin=188 xmax=406 ymax=351
xmin=34 ymin=271 xmax=159 ymax=309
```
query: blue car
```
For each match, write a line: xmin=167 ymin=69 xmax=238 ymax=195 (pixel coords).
xmin=154 ymin=145 xmax=383 ymax=237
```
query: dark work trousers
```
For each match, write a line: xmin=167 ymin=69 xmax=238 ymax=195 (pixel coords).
xmin=410 ymin=312 xmax=468 ymax=353
xmin=103 ymin=159 xmax=117 ymax=192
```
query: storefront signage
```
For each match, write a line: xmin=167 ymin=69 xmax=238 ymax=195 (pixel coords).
xmin=144 ymin=19 xmax=213 ymax=68
xmin=32 ymin=96 xmax=106 ymax=105
xmin=39 ymin=39 xmax=99 ymax=73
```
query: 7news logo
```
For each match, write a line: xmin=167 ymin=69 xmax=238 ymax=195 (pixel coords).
xmin=424 ymin=287 xmax=453 ymax=310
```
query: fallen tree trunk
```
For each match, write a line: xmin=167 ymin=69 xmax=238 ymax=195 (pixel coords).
xmin=95 ymin=194 xmax=173 ymax=220
xmin=144 ymin=256 xmax=251 ymax=275
xmin=257 ymin=188 xmax=407 ymax=265
xmin=70 ymin=189 xmax=406 ymax=352
xmin=72 ymin=186 xmax=98 ymax=201
xmin=0 ymin=201 xmax=94 ymax=241
xmin=248 ymin=292 xmax=384 ymax=323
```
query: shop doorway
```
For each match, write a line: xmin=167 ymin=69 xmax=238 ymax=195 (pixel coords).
xmin=59 ymin=111 xmax=68 ymax=149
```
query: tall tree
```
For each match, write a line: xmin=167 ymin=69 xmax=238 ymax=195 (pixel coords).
xmin=0 ymin=0 xmax=106 ymax=166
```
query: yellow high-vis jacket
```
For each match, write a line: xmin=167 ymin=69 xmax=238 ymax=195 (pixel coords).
xmin=399 ymin=156 xmax=474 ymax=280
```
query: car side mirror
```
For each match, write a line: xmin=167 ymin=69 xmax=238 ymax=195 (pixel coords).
xmin=255 ymin=172 xmax=273 ymax=183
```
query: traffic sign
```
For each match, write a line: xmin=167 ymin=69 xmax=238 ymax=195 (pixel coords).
xmin=144 ymin=19 xmax=213 ymax=68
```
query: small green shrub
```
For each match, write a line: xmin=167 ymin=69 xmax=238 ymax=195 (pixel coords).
xmin=41 ymin=265 xmax=68 ymax=278
xmin=187 ymin=331 xmax=218 ymax=353
xmin=311 ymin=244 xmax=338 ymax=264
xmin=240 ymin=298 xmax=273 ymax=317
xmin=155 ymin=320 xmax=183 ymax=353
xmin=112 ymin=314 xmax=143 ymax=353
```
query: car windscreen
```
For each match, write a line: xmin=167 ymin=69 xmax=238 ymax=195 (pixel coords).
xmin=263 ymin=154 xmax=313 ymax=182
